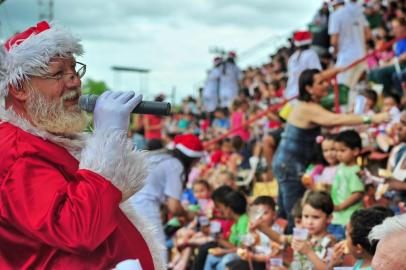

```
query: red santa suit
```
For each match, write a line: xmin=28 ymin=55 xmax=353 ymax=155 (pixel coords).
xmin=0 ymin=108 xmax=163 ymax=270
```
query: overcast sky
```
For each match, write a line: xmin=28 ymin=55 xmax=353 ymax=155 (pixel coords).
xmin=0 ymin=0 xmax=321 ymax=103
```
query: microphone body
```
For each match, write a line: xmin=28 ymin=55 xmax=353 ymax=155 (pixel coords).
xmin=79 ymin=94 xmax=171 ymax=116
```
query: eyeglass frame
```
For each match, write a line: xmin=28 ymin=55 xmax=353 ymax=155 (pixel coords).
xmin=27 ymin=61 xmax=86 ymax=81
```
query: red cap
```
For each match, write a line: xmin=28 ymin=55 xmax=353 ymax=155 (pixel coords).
xmin=174 ymin=134 xmax=204 ymax=158
xmin=228 ymin=51 xmax=237 ymax=58
xmin=293 ymin=31 xmax=312 ymax=47
xmin=213 ymin=56 xmax=223 ymax=64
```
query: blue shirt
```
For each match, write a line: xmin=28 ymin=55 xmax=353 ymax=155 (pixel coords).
xmin=212 ymin=118 xmax=230 ymax=129
xmin=395 ymin=38 xmax=406 ymax=57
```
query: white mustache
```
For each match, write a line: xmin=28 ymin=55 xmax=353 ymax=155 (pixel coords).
xmin=62 ymin=90 xmax=80 ymax=102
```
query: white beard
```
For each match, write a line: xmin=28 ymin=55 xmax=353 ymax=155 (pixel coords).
xmin=26 ymin=87 xmax=88 ymax=135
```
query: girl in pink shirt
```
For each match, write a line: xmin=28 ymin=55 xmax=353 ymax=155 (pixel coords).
xmin=230 ymin=98 xmax=250 ymax=141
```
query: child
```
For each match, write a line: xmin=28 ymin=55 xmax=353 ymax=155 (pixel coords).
xmin=329 ymin=208 xmax=392 ymax=269
xmin=215 ymin=137 xmax=244 ymax=175
xmin=212 ymin=108 xmax=231 ymax=133
xmin=204 ymin=191 xmax=249 ymax=270
xmin=329 ymin=130 xmax=365 ymax=241
xmin=189 ymin=186 xmax=234 ymax=270
xmin=363 ymin=89 xmax=378 ymax=115
xmin=227 ymin=196 xmax=278 ymax=270
xmin=302 ymin=134 xmax=338 ymax=191
xmin=376 ymin=93 xmax=401 ymax=152
xmin=290 ymin=191 xmax=336 ymax=270
xmin=191 ymin=180 xmax=214 ymax=217
xmin=251 ymin=191 xmax=336 ymax=270
xmin=170 ymin=180 xmax=213 ymax=269
xmin=230 ymin=98 xmax=250 ymax=142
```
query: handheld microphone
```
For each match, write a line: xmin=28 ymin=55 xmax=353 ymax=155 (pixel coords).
xmin=79 ymin=94 xmax=171 ymax=116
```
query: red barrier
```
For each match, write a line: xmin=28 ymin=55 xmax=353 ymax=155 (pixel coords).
xmin=203 ymin=96 xmax=297 ymax=148
xmin=343 ymin=32 xmax=406 ymax=72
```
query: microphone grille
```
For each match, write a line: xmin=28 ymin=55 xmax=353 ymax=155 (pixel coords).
xmin=78 ymin=94 xmax=97 ymax=112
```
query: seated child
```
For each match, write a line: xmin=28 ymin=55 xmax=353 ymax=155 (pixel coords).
xmin=191 ymin=186 xmax=235 ymax=270
xmin=302 ymin=134 xmax=338 ymax=191
xmin=204 ymin=191 xmax=249 ymax=270
xmin=212 ymin=108 xmax=231 ymax=133
xmin=290 ymin=191 xmax=336 ymax=270
xmin=208 ymin=170 xmax=237 ymax=190
xmin=226 ymin=196 xmax=278 ymax=270
xmin=329 ymin=207 xmax=393 ymax=269
xmin=376 ymin=93 xmax=401 ymax=152
xmin=363 ymin=89 xmax=378 ymax=115
xmin=329 ymin=130 xmax=365 ymax=241
xmin=190 ymin=180 xmax=214 ymax=217
xmin=251 ymin=190 xmax=336 ymax=270
xmin=170 ymin=180 xmax=213 ymax=269
xmin=221 ymin=136 xmax=244 ymax=174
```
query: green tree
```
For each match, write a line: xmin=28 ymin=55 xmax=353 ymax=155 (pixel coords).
xmin=82 ymin=78 xmax=109 ymax=96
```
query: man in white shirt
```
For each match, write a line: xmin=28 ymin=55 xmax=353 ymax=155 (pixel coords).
xmin=285 ymin=30 xmax=322 ymax=99
xmin=219 ymin=51 xmax=243 ymax=109
xmin=203 ymin=57 xmax=223 ymax=113
xmin=328 ymin=0 xmax=370 ymax=91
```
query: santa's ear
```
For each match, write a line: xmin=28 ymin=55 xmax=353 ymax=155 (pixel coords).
xmin=8 ymin=82 xmax=28 ymax=102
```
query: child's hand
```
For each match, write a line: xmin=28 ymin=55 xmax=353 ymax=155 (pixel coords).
xmin=291 ymin=238 xmax=312 ymax=255
xmin=249 ymin=219 xmax=267 ymax=233
xmin=329 ymin=241 xmax=346 ymax=267
xmin=237 ymin=248 xmax=253 ymax=260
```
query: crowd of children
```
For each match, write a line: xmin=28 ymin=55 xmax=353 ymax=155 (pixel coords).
xmin=127 ymin=1 xmax=406 ymax=269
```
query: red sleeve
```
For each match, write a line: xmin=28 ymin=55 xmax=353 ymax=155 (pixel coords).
xmin=0 ymin=156 xmax=122 ymax=254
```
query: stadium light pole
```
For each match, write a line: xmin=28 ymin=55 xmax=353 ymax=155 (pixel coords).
xmin=111 ymin=66 xmax=150 ymax=98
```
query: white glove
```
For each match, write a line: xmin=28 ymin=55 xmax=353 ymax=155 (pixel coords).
xmin=93 ymin=90 xmax=142 ymax=132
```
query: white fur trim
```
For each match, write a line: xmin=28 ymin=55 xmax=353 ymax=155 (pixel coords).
xmin=294 ymin=39 xmax=312 ymax=47
xmin=175 ymin=144 xmax=204 ymax=158
xmin=0 ymin=22 xmax=83 ymax=98
xmin=79 ymin=129 xmax=148 ymax=201
xmin=120 ymin=201 xmax=166 ymax=270
xmin=369 ymin=214 xmax=406 ymax=242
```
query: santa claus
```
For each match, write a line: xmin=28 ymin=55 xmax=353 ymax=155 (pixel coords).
xmin=0 ymin=21 xmax=163 ymax=269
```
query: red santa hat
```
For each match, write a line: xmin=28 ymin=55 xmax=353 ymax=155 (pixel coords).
xmin=174 ymin=134 xmax=204 ymax=158
xmin=293 ymin=30 xmax=312 ymax=47
xmin=213 ymin=56 xmax=223 ymax=65
xmin=0 ymin=21 xmax=83 ymax=98
xmin=228 ymin=51 xmax=237 ymax=58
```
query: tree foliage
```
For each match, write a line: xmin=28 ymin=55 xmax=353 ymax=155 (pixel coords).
xmin=81 ymin=78 xmax=108 ymax=96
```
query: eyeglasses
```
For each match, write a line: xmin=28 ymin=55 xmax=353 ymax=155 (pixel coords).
xmin=29 ymin=62 xmax=86 ymax=82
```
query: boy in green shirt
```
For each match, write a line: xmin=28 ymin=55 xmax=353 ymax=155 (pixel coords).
xmin=330 ymin=130 xmax=365 ymax=241
xmin=204 ymin=191 xmax=248 ymax=270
